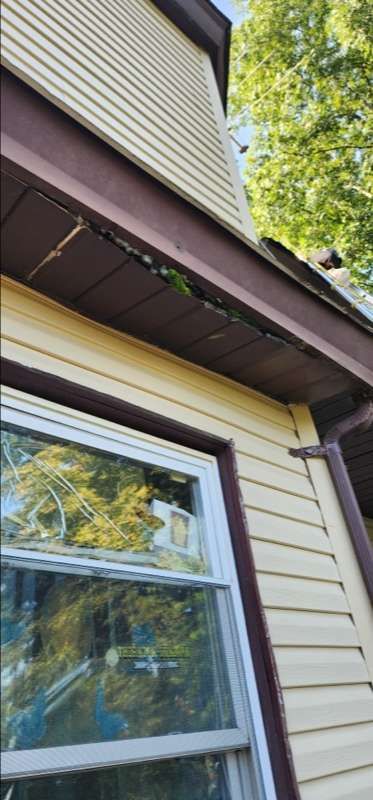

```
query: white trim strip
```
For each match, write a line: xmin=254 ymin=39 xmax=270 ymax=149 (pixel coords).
xmin=2 ymin=547 xmax=230 ymax=587
xmin=1 ymin=730 xmax=249 ymax=779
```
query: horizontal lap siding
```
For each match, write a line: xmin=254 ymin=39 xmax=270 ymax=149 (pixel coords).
xmin=291 ymin=722 xmax=373 ymax=782
xmin=267 ymin=610 xmax=360 ymax=647
xmin=2 ymin=278 xmax=373 ymax=798
xmin=251 ymin=540 xmax=340 ymax=581
xmin=257 ymin=573 xmax=349 ymax=613
xmin=284 ymin=685 xmax=373 ymax=733
xmin=1 ymin=0 xmax=255 ymax=240
xmin=300 ymin=766 xmax=373 ymax=800
xmin=275 ymin=647 xmax=370 ymax=687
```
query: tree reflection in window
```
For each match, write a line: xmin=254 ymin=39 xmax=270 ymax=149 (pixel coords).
xmin=0 ymin=754 xmax=231 ymax=800
xmin=1 ymin=424 xmax=206 ymax=574
xmin=1 ymin=567 xmax=235 ymax=750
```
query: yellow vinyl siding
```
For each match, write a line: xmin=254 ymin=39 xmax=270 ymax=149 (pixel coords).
xmin=291 ymin=722 xmax=373 ymax=782
xmin=284 ymin=685 xmax=373 ymax=733
xmin=1 ymin=276 xmax=373 ymax=799
xmin=258 ymin=572 xmax=351 ymax=614
xmin=248 ymin=510 xmax=333 ymax=554
xmin=251 ymin=540 xmax=340 ymax=581
xmin=275 ymin=647 xmax=370 ymax=687
xmin=300 ymin=766 xmax=373 ymax=800
xmin=292 ymin=405 xmax=373 ymax=682
xmin=267 ymin=610 xmax=360 ymax=648
xmin=0 ymin=0 xmax=256 ymax=241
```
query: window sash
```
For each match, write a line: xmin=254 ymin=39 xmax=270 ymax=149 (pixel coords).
xmin=2 ymin=553 xmax=249 ymax=743
xmin=1 ymin=547 xmax=230 ymax=588
xmin=1 ymin=402 xmax=223 ymax=578
xmin=1 ymin=388 xmax=273 ymax=799
xmin=1 ymin=730 xmax=249 ymax=780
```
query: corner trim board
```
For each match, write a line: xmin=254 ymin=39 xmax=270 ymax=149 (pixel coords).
xmin=290 ymin=399 xmax=373 ymax=601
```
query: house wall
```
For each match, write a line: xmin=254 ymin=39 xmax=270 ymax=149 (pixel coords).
xmin=2 ymin=276 xmax=373 ymax=800
xmin=1 ymin=0 xmax=256 ymax=243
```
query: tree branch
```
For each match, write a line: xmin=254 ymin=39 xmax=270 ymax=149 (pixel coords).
xmin=281 ymin=143 xmax=373 ymax=155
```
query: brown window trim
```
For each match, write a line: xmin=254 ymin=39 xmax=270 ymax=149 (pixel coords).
xmin=1 ymin=357 xmax=300 ymax=800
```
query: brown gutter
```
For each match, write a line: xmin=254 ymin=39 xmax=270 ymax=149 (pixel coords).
xmin=290 ymin=399 xmax=373 ymax=601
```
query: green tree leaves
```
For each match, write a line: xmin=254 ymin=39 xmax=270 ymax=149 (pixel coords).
xmin=229 ymin=0 xmax=373 ymax=289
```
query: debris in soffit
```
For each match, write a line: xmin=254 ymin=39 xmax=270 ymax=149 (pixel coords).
xmin=93 ymin=225 xmax=293 ymax=346
xmin=9 ymin=185 xmax=360 ymax=355
xmin=20 ymin=188 xmax=292 ymax=349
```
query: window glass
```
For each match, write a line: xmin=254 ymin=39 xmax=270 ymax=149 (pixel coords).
xmin=1 ymin=565 xmax=235 ymax=751
xmin=1 ymin=399 xmax=264 ymax=800
xmin=0 ymin=754 xmax=231 ymax=800
xmin=1 ymin=423 xmax=207 ymax=574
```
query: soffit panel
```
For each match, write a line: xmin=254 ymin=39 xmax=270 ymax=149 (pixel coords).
xmin=1 ymin=177 xmax=364 ymax=408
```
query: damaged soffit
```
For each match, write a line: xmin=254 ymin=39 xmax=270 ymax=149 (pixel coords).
xmin=1 ymin=170 xmax=370 ymax=405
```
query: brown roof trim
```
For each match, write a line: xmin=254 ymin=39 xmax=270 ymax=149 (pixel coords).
xmin=2 ymin=72 xmax=372 ymax=391
xmin=2 ymin=357 xmax=300 ymax=800
xmin=151 ymin=0 xmax=231 ymax=108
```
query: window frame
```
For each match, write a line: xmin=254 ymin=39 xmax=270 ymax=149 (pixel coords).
xmin=1 ymin=387 xmax=272 ymax=799
xmin=1 ymin=359 xmax=303 ymax=799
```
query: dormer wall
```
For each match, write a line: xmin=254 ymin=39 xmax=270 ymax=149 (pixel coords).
xmin=1 ymin=0 xmax=257 ymax=241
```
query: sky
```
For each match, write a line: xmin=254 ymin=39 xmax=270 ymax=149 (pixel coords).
xmin=213 ymin=0 xmax=237 ymax=21
xmin=212 ymin=0 xmax=251 ymax=173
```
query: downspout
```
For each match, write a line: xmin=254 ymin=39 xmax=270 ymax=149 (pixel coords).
xmin=289 ymin=399 xmax=373 ymax=602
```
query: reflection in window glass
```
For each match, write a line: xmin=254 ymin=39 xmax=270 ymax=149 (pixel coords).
xmin=0 ymin=755 xmax=231 ymax=800
xmin=1 ymin=423 xmax=207 ymax=574
xmin=1 ymin=566 xmax=235 ymax=750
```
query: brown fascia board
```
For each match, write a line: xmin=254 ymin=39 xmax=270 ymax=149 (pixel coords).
xmin=1 ymin=71 xmax=373 ymax=390
xmin=151 ymin=0 xmax=231 ymax=108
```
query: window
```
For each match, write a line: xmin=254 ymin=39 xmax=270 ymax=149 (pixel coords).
xmin=1 ymin=388 xmax=272 ymax=799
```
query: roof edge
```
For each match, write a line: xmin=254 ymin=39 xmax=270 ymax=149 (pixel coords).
xmin=2 ymin=72 xmax=372 ymax=392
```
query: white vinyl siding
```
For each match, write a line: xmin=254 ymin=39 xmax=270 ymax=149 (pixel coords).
xmin=0 ymin=0 xmax=256 ymax=241
xmin=2 ymin=276 xmax=373 ymax=799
